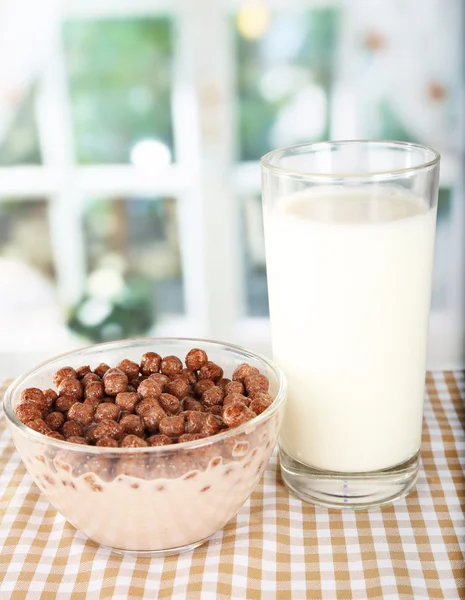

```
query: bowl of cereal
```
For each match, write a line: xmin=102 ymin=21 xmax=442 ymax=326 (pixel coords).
xmin=3 ymin=338 xmax=286 ymax=555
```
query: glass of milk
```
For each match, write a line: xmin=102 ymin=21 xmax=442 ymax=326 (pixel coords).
xmin=261 ymin=141 xmax=440 ymax=509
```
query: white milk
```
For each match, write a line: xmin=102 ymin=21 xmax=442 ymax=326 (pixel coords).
xmin=265 ymin=187 xmax=436 ymax=473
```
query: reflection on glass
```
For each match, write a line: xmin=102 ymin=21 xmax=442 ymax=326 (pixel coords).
xmin=241 ymin=193 xmax=269 ymax=317
xmin=0 ymin=88 xmax=42 ymax=166
xmin=63 ymin=18 xmax=174 ymax=164
xmin=0 ymin=199 xmax=53 ymax=277
xmin=431 ymin=188 xmax=453 ymax=309
xmin=74 ymin=197 xmax=184 ymax=341
xmin=235 ymin=7 xmax=339 ymax=161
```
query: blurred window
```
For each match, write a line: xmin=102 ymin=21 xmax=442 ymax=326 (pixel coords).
xmin=0 ymin=199 xmax=53 ymax=278
xmin=235 ymin=6 xmax=339 ymax=161
xmin=240 ymin=193 xmax=268 ymax=317
xmin=0 ymin=89 xmax=42 ymax=166
xmin=83 ymin=196 xmax=184 ymax=316
xmin=235 ymin=5 xmax=339 ymax=318
xmin=63 ymin=18 xmax=174 ymax=164
xmin=0 ymin=0 xmax=462 ymax=369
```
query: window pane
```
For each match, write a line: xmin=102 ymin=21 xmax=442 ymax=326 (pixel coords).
xmin=0 ymin=88 xmax=42 ymax=166
xmin=75 ymin=197 xmax=184 ymax=342
xmin=235 ymin=7 xmax=339 ymax=161
xmin=0 ymin=199 xmax=53 ymax=277
xmin=63 ymin=18 xmax=174 ymax=164
xmin=337 ymin=1 xmax=462 ymax=154
xmin=242 ymin=193 xmax=268 ymax=317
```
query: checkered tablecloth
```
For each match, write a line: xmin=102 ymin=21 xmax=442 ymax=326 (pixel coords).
xmin=1 ymin=372 xmax=464 ymax=599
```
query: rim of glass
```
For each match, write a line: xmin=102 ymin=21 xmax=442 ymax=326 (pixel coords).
xmin=260 ymin=140 xmax=441 ymax=179
xmin=3 ymin=337 xmax=287 ymax=454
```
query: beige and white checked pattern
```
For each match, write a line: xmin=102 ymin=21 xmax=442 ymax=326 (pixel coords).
xmin=1 ymin=372 xmax=464 ymax=600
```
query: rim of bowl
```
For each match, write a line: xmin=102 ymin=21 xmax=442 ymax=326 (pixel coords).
xmin=3 ymin=337 xmax=287 ymax=454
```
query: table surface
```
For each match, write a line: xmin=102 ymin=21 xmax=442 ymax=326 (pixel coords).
xmin=1 ymin=373 xmax=464 ymax=600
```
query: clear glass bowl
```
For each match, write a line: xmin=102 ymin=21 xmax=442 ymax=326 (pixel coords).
xmin=3 ymin=338 xmax=286 ymax=556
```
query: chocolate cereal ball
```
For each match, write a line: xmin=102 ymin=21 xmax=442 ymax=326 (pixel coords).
xmin=67 ymin=436 xmax=88 ymax=446
xmin=217 ymin=378 xmax=231 ymax=392
xmin=147 ymin=434 xmax=172 ymax=447
xmin=135 ymin=399 xmax=160 ymax=416
xmin=67 ymin=403 xmax=94 ymax=428
xmin=244 ymin=373 xmax=269 ymax=397
xmin=149 ymin=373 xmax=170 ymax=388
xmin=165 ymin=378 xmax=189 ymax=400
xmin=85 ymin=425 xmax=98 ymax=444
xmin=115 ymin=392 xmax=139 ymax=413
xmin=225 ymin=380 xmax=244 ymax=396
xmin=178 ymin=433 xmax=205 ymax=443
xmin=198 ymin=362 xmax=223 ymax=383
xmin=249 ymin=394 xmax=273 ymax=415
xmin=42 ymin=389 xmax=58 ymax=411
xmin=83 ymin=396 xmax=102 ymax=409
xmin=137 ymin=379 xmax=163 ymax=400
xmin=15 ymin=403 xmax=43 ymax=424
xmin=45 ymin=412 xmax=66 ymax=431
xmin=53 ymin=367 xmax=77 ymax=387
xmin=202 ymin=386 xmax=224 ymax=407
xmin=93 ymin=363 xmax=110 ymax=378
xmin=222 ymin=402 xmax=256 ymax=428
xmin=96 ymin=437 xmax=119 ymax=448
xmin=19 ymin=388 xmax=48 ymax=416
xmin=121 ymin=435 xmax=148 ymax=448
xmin=185 ymin=348 xmax=208 ymax=371
xmin=93 ymin=419 xmax=123 ymax=442
xmin=61 ymin=421 xmax=84 ymax=439
xmin=158 ymin=393 xmax=181 ymax=415
xmin=232 ymin=363 xmax=259 ymax=382
xmin=138 ymin=401 xmax=166 ymax=433
xmin=103 ymin=368 xmax=128 ymax=396
xmin=140 ymin=352 xmax=162 ymax=376
xmin=185 ymin=410 xmax=204 ymax=434
xmin=159 ymin=416 xmax=185 ymax=438
xmin=27 ymin=419 xmax=51 ymax=435
xmin=81 ymin=372 xmax=101 ymax=386
xmin=160 ymin=355 xmax=183 ymax=376
xmin=94 ymin=402 xmax=120 ymax=423
xmin=181 ymin=369 xmax=197 ymax=385
xmin=201 ymin=414 xmax=222 ymax=436
xmin=116 ymin=359 xmax=140 ymax=380
xmin=183 ymin=398 xmax=204 ymax=412
xmin=119 ymin=414 xmax=144 ymax=437
xmin=204 ymin=405 xmax=223 ymax=416
xmin=47 ymin=431 xmax=65 ymax=441
xmin=58 ymin=377 xmax=82 ymax=400
xmin=194 ymin=379 xmax=215 ymax=397
xmin=55 ymin=395 xmax=78 ymax=414
xmin=223 ymin=393 xmax=249 ymax=408
xmin=75 ymin=365 xmax=91 ymax=379
xmin=84 ymin=380 xmax=105 ymax=400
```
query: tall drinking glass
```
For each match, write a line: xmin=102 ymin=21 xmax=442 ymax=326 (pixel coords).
xmin=261 ymin=141 xmax=440 ymax=509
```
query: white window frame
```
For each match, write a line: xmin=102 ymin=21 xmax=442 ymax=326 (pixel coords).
xmin=0 ymin=0 xmax=463 ymax=369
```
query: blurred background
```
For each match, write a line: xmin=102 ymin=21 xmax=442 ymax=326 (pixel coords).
xmin=0 ymin=0 xmax=463 ymax=377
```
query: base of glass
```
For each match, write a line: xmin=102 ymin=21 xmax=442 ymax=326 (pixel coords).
xmin=101 ymin=535 xmax=211 ymax=557
xmin=279 ymin=448 xmax=419 ymax=510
